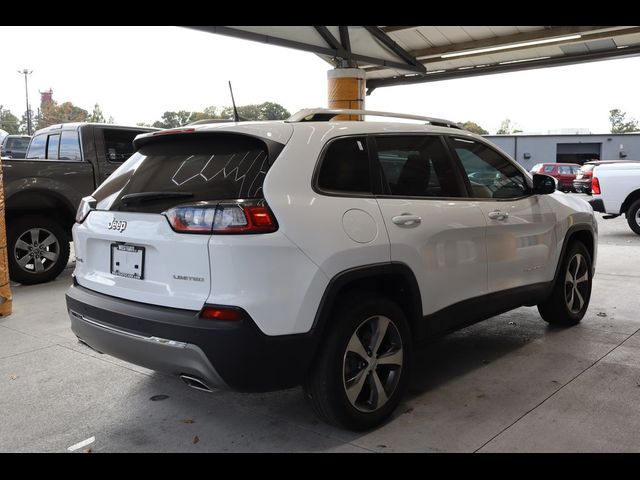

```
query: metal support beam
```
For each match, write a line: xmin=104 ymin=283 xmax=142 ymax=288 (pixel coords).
xmin=381 ymin=26 xmax=420 ymax=33
xmin=338 ymin=26 xmax=353 ymax=67
xmin=366 ymin=44 xmax=640 ymax=93
xmin=363 ymin=26 xmax=425 ymax=71
xmin=186 ymin=26 xmax=427 ymax=73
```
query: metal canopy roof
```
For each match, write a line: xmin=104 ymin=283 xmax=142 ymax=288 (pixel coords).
xmin=187 ymin=26 xmax=640 ymax=94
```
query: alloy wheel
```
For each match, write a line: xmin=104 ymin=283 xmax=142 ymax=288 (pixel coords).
xmin=564 ymin=253 xmax=589 ymax=314
xmin=13 ymin=228 xmax=60 ymax=274
xmin=342 ymin=315 xmax=403 ymax=413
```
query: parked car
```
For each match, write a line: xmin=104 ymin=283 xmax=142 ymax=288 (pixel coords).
xmin=0 ymin=134 xmax=31 ymax=159
xmin=589 ymin=161 xmax=640 ymax=234
xmin=529 ymin=163 xmax=581 ymax=192
xmin=66 ymin=108 xmax=597 ymax=431
xmin=573 ymin=160 xmax=634 ymax=194
xmin=2 ymin=122 xmax=157 ymax=284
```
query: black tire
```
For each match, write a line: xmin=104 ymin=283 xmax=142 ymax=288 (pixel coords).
xmin=7 ymin=215 xmax=70 ymax=285
xmin=626 ymin=199 xmax=640 ymax=236
xmin=538 ymin=241 xmax=592 ymax=326
xmin=304 ymin=293 xmax=412 ymax=431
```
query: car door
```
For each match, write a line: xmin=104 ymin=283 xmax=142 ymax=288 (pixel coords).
xmin=447 ymin=136 xmax=557 ymax=293
xmin=372 ymin=134 xmax=488 ymax=323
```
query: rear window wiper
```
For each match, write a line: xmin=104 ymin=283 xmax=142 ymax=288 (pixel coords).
xmin=120 ymin=191 xmax=194 ymax=205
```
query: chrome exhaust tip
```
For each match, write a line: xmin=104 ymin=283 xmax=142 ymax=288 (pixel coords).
xmin=180 ymin=374 xmax=213 ymax=393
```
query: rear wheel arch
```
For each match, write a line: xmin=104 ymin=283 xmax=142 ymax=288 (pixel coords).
xmin=312 ymin=262 xmax=422 ymax=344
xmin=621 ymin=189 xmax=640 ymax=216
xmin=6 ymin=190 xmax=76 ymax=235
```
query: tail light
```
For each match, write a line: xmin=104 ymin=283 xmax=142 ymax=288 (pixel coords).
xmin=76 ymin=196 xmax=96 ymax=223
xmin=592 ymin=177 xmax=601 ymax=195
xmin=164 ymin=200 xmax=278 ymax=234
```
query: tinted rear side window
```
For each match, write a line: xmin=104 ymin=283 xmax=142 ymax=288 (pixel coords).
xmin=26 ymin=134 xmax=46 ymax=159
xmin=317 ymin=136 xmax=371 ymax=194
xmin=103 ymin=129 xmax=140 ymax=162
xmin=94 ymin=133 xmax=277 ymax=213
xmin=7 ymin=137 xmax=30 ymax=150
xmin=375 ymin=135 xmax=463 ymax=198
xmin=59 ymin=131 xmax=82 ymax=161
xmin=46 ymin=134 xmax=60 ymax=160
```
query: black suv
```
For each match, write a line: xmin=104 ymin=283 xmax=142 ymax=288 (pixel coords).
xmin=1 ymin=135 xmax=31 ymax=159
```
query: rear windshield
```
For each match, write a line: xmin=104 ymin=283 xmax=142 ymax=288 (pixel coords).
xmin=93 ymin=133 xmax=281 ymax=213
xmin=7 ymin=137 xmax=30 ymax=150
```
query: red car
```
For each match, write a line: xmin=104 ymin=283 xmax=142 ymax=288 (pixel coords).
xmin=529 ymin=163 xmax=581 ymax=192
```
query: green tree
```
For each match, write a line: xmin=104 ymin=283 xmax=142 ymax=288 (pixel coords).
xmin=259 ymin=102 xmax=290 ymax=120
xmin=609 ymin=108 xmax=639 ymax=133
xmin=87 ymin=103 xmax=106 ymax=123
xmin=0 ymin=106 xmax=20 ymax=134
xmin=153 ymin=110 xmax=196 ymax=128
xmin=37 ymin=100 xmax=88 ymax=129
xmin=459 ymin=120 xmax=488 ymax=135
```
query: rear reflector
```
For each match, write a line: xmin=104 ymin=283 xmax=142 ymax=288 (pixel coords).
xmin=200 ymin=307 xmax=242 ymax=321
xmin=592 ymin=177 xmax=601 ymax=195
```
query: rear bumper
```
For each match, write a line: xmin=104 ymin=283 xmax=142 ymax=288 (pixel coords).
xmin=66 ymin=284 xmax=318 ymax=392
xmin=589 ymin=198 xmax=606 ymax=213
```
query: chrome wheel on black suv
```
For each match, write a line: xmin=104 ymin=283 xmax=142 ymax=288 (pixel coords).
xmin=7 ymin=215 xmax=70 ymax=285
xmin=305 ymin=294 xmax=411 ymax=431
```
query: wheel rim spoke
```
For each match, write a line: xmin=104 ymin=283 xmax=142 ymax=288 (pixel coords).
xmin=377 ymin=349 xmax=403 ymax=367
xmin=575 ymin=271 xmax=589 ymax=284
xmin=41 ymin=251 xmax=58 ymax=262
xmin=575 ymin=287 xmax=585 ymax=311
xmin=29 ymin=229 xmax=40 ymax=244
xmin=346 ymin=333 xmax=369 ymax=361
xmin=40 ymin=234 xmax=57 ymax=248
xmin=573 ymin=255 xmax=581 ymax=279
xmin=34 ymin=259 xmax=44 ymax=272
xmin=371 ymin=316 xmax=390 ymax=356
xmin=15 ymin=239 xmax=30 ymax=251
xmin=345 ymin=369 xmax=368 ymax=405
xmin=371 ymin=371 xmax=389 ymax=409
xmin=17 ymin=253 xmax=32 ymax=268
xmin=565 ymin=269 xmax=574 ymax=285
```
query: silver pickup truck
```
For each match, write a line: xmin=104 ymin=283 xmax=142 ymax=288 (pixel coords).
xmin=1 ymin=122 xmax=156 ymax=284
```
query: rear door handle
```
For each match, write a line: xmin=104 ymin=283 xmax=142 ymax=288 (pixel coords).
xmin=487 ymin=210 xmax=509 ymax=221
xmin=392 ymin=214 xmax=422 ymax=227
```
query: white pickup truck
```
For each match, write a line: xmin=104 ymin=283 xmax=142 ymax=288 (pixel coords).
xmin=589 ymin=162 xmax=640 ymax=234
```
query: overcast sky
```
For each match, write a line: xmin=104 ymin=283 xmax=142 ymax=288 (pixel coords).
xmin=1 ymin=25 xmax=639 ymax=134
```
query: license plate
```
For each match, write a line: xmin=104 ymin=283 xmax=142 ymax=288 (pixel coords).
xmin=111 ymin=244 xmax=145 ymax=280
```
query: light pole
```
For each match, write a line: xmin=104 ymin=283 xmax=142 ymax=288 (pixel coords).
xmin=18 ymin=69 xmax=33 ymax=135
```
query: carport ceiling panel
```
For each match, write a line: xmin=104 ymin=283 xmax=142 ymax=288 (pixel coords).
xmin=186 ymin=26 xmax=640 ymax=89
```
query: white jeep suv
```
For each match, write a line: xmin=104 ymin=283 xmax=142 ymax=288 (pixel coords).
xmin=66 ymin=108 xmax=597 ymax=430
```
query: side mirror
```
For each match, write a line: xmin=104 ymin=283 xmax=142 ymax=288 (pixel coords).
xmin=532 ymin=174 xmax=556 ymax=194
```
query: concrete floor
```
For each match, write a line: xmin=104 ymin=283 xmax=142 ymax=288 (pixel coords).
xmin=1 ymin=209 xmax=640 ymax=452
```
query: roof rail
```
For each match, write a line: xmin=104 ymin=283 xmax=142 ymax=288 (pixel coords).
xmin=285 ymin=108 xmax=464 ymax=130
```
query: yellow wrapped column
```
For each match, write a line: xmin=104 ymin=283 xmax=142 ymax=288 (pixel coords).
xmin=327 ymin=68 xmax=366 ymax=120
xmin=0 ymin=158 xmax=12 ymax=316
